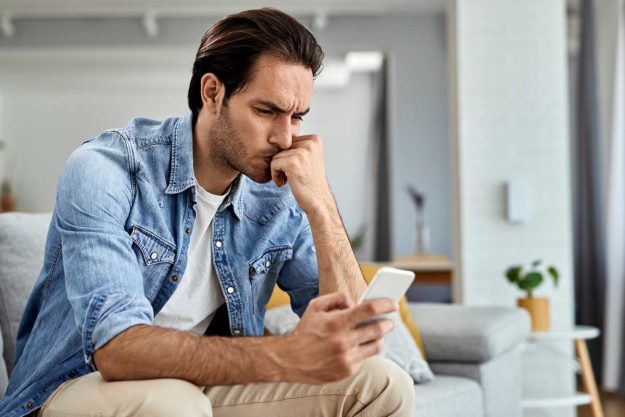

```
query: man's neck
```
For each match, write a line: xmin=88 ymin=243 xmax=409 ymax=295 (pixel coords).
xmin=192 ymin=118 xmax=237 ymax=196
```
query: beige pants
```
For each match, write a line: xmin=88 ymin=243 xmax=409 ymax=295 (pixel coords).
xmin=37 ymin=357 xmax=415 ymax=417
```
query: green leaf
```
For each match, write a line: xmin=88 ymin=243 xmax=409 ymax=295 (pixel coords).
xmin=505 ymin=266 xmax=522 ymax=283
xmin=548 ymin=266 xmax=559 ymax=287
xmin=518 ymin=272 xmax=543 ymax=291
xmin=531 ymin=259 xmax=542 ymax=268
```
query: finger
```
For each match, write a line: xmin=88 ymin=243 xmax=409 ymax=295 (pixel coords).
xmin=271 ymin=148 xmax=301 ymax=159
xmin=353 ymin=337 xmax=386 ymax=361
xmin=290 ymin=135 xmax=313 ymax=144
xmin=270 ymin=158 xmax=288 ymax=187
xmin=308 ymin=292 xmax=353 ymax=313
xmin=349 ymin=318 xmax=394 ymax=346
xmin=342 ymin=299 xmax=399 ymax=327
xmin=269 ymin=150 xmax=303 ymax=187
xmin=271 ymin=169 xmax=287 ymax=187
xmin=291 ymin=134 xmax=320 ymax=145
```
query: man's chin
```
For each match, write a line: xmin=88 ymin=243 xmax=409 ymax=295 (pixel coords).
xmin=243 ymin=168 xmax=273 ymax=184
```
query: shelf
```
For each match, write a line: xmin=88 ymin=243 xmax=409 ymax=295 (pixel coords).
xmin=521 ymin=392 xmax=592 ymax=409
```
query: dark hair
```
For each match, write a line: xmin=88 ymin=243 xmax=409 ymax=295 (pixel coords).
xmin=187 ymin=8 xmax=324 ymax=124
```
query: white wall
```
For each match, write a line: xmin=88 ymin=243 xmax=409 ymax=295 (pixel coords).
xmin=305 ymin=74 xmax=376 ymax=258
xmin=449 ymin=0 xmax=575 ymax=415
xmin=315 ymin=14 xmax=451 ymax=258
xmin=0 ymin=13 xmax=452 ymax=259
xmin=0 ymin=49 xmax=375 ymax=248
xmin=0 ymin=49 xmax=192 ymax=213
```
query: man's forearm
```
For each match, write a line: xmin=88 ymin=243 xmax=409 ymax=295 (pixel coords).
xmin=306 ymin=201 xmax=368 ymax=302
xmin=94 ymin=324 xmax=285 ymax=385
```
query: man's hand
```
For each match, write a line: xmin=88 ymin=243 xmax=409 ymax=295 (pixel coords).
xmin=277 ymin=292 xmax=398 ymax=385
xmin=270 ymin=135 xmax=333 ymax=214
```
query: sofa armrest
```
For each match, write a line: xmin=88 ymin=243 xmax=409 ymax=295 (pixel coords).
xmin=408 ymin=303 xmax=530 ymax=363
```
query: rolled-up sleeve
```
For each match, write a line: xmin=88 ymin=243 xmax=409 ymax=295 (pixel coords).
xmin=277 ymin=218 xmax=319 ymax=317
xmin=55 ymin=131 xmax=153 ymax=369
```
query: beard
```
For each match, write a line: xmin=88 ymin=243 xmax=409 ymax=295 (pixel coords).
xmin=209 ymin=106 xmax=275 ymax=184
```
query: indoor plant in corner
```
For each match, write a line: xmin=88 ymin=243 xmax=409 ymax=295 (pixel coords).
xmin=505 ymin=260 xmax=559 ymax=332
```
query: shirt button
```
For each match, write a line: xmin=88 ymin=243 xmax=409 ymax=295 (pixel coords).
xmin=26 ymin=402 xmax=34 ymax=409
xmin=233 ymin=329 xmax=241 ymax=335
xmin=215 ymin=241 xmax=222 ymax=248
xmin=265 ymin=260 xmax=271 ymax=268
xmin=150 ymin=252 xmax=158 ymax=260
xmin=184 ymin=227 xmax=191 ymax=236
xmin=227 ymin=286 xmax=235 ymax=294
xmin=171 ymin=275 xmax=179 ymax=282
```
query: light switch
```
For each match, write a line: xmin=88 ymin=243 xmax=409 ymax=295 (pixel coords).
xmin=506 ymin=179 xmax=529 ymax=224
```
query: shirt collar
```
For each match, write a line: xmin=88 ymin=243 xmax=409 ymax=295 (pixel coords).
xmin=165 ymin=112 xmax=196 ymax=195
xmin=166 ymin=112 xmax=244 ymax=220
xmin=218 ymin=174 xmax=245 ymax=220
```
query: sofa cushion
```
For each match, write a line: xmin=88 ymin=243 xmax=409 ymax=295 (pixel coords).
xmin=409 ymin=303 xmax=530 ymax=362
xmin=414 ymin=375 xmax=483 ymax=416
xmin=0 ymin=213 xmax=52 ymax=375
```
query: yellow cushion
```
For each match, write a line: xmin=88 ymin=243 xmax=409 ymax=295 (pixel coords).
xmin=266 ymin=264 xmax=426 ymax=358
xmin=266 ymin=285 xmax=291 ymax=310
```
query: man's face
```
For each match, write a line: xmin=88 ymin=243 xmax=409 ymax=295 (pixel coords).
xmin=208 ymin=54 xmax=314 ymax=184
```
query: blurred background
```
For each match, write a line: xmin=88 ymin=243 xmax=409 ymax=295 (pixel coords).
xmin=0 ymin=0 xmax=624 ymax=416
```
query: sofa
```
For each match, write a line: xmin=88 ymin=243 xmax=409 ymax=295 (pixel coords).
xmin=0 ymin=212 xmax=530 ymax=417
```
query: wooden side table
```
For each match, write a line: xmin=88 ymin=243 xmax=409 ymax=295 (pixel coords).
xmin=387 ymin=255 xmax=453 ymax=285
xmin=521 ymin=326 xmax=604 ymax=417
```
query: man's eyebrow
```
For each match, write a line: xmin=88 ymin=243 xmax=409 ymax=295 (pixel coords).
xmin=254 ymin=100 xmax=310 ymax=116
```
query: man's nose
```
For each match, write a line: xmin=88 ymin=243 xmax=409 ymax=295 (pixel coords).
xmin=269 ymin=118 xmax=293 ymax=150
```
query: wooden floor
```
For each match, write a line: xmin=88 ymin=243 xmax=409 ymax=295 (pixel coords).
xmin=578 ymin=391 xmax=625 ymax=417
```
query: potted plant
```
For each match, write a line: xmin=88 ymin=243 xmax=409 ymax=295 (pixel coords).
xmin=505 ymin=260 xmax=559 ymax=332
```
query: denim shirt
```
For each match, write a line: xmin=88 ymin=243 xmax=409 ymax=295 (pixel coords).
xmin=0 ymin=113 xmax=319 ymax=417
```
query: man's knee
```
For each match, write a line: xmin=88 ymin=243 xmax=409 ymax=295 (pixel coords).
xmin=131 ymin=378 xmax=213 ymax=417
xmin=357 ymin=356 xmax=415 ymax=414
xmin=40 ymin=373 xmax=213 ymax=417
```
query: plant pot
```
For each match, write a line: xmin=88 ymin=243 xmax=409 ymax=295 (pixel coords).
xmin=517 ymin=297 xmax=550 ymax=332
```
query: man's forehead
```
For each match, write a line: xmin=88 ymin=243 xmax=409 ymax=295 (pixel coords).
xmin=241 ymin=55 xmax=313 ymax=109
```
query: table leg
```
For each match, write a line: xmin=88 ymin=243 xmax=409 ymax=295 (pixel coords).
xmin=576 ymin=339 xmax=604 ymax=417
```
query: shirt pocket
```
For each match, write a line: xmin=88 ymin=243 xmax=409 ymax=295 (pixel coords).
xmin=248 ymin=245 xmax=293 ymax=313
xmin=130 ymin=225 xmax=176 ymax=299
xmin=130 ymin=225 xmax=176 ymax=265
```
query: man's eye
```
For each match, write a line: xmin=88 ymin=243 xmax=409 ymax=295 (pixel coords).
xmin=292 ymin=115 xmax=304 ymax=122
xmin=256 ymin=108 xmax=273 ymax=116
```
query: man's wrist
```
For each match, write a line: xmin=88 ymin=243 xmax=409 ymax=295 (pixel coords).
xmin=303 ymin=196 xmax=339 ymax=226
xmin=255 ymin=334 xmax=293 ymax=383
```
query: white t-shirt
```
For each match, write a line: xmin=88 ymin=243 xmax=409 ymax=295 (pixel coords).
xmin=153 ymin=184 xmax=227 ymax=335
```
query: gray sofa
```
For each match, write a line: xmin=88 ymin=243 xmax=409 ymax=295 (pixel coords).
xmin=0 ymin=213 xmax=530 ymax=417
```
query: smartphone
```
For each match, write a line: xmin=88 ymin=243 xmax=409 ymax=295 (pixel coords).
xmin=357 ymin=267 xmax=414 ymax=324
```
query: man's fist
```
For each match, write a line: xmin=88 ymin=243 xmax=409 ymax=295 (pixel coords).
xmin=269 ymin=135 xmax=333 ymax=214
xmin=277 ymin=292 xmax=398 ymax=385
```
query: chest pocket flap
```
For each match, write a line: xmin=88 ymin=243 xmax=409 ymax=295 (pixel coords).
xmin=249 ymin=245 xmax=293 ymax=275
xmin=131 ymin=225 xmax=176 ymax=265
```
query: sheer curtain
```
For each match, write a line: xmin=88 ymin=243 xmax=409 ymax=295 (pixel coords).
xmin=604 ymin=0 xmax=625 ymax=394
xmin=574 ymin=0 xmax=607 ymax=380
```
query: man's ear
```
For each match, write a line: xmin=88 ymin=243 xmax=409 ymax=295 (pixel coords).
xmin=200 ymin=73 xmax=226 ymax=115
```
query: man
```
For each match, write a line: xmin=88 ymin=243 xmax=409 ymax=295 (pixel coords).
xmin=0 ymin=8 xmax=415 ymax=417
